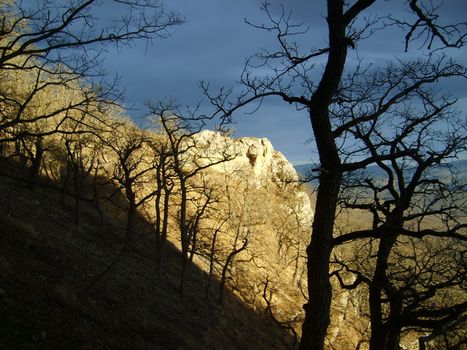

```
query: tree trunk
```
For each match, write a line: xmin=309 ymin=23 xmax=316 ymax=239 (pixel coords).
xmin=154 ymin=177 xmax=163 ymax=268
xmin=299 ymin=138 xmax=341 ymax=350
xmin=159 ymin=186 xmax=171 ymax=272
xmin=205 ymin=225 xmax=221 ymax=299
xmin=27 ymin=137 xmax=44 ymax=190
xmin=299 ymin=1 xmax=348 ymax=347
xmin=179 ymin=178 xmax=188 ymax=293
xmin=126 ymin=201 xmax=136 ymax=245
xmin=60 ymin=160 xmax=71 ymax=205
xmin=369 ymin=234 xmax=397 ymax=350
xmin=219 ymin=239 xmax=248 ymax=305
xmin=386 ymin=296 xmax=402 ymax=350
xmin=73 ymin=166 xmax=83 ymax=225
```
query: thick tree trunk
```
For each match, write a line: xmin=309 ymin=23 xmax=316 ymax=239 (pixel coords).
xmin=369 ymin=234 xmax=397 ymax=350
xmin=299 ymin=108 xmax=341 ymax=350
xmin=387 ymin=297 xmax=402 ymax=350
xmin=299 ymin=1 xmax=348 ymax=348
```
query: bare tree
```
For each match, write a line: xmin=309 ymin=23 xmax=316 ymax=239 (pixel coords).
xmin=149 ymin=134 xmax=175 ymax=273
xmin=214 ymin=172 xmax=266 ymax=306
xmin=262 ymin=277 xmax=299 ymax=349
xmin=274 ymin=187 xmax=310 ymax=287
xmin=186 ymin=176 xmax=220 ymax=265
xmin=103 ymin=123 xmax=156 ymax=245
xmin=0 ymin=0 xmax=182 ymax=149
xmin=202 ymin=2 xmax=466 ymax=348
xmin=24 ymin=136 xmax=44 ymax=189
xmin=147 ymin=103 xmax=236 ymax=293
xmin=83 ymin=121 xmax=157 ymax=292
xmin=63 ymin=134 xmax=102 ymax=225
xmin=204 ymin=215 xmax=229 ymax=299
xmin=330 ymin=59 xmax=466 ymax=349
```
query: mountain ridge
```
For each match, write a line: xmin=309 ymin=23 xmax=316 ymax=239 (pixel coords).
xmin=295 ymin=159 xmax=467 ymax=184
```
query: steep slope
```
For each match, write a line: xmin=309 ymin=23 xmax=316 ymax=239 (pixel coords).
xmin=187 ymin=131 xmax=313 ymax=341
xmin=0 ymin=162 xmax=295 ymax=350
xmin=1 ymin=125 xmax=383 ymax=350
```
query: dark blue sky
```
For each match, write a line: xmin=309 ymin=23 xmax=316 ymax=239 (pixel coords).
xmin=100 ymin=0 xmax=467 ymax=164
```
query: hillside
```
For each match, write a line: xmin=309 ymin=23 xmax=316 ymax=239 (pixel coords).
xmin=0 ymin=161 xmax=296 ymax=350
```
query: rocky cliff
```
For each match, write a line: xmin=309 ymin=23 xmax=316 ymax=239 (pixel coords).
xmin=193 ymin=130 xmax=300 ymax=182
xmin=191 ymin=130 xmax=375 ymax=350
xmin=186 ymin=130 xmax=315 ymax=342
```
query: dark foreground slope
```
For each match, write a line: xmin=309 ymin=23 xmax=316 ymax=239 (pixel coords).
xmin=0 ymin=167 xmax=294 ymax=350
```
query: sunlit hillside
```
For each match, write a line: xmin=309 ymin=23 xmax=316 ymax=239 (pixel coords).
xmin=0 ymin=160 xmax=297 ymax=349
xmin=1 ymin=1 xmax=466 ymax=350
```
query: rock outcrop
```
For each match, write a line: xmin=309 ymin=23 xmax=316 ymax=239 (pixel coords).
xmin=192 ymin=130 xmax=301 ymax=185
xmin=191 ymin=130 xmax=379 ymax=350
xmin=189 ymin=129 xmax=315 ymax=341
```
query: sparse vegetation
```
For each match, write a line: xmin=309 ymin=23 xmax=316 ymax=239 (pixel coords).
xmin=1 ymin=1 xmax=466 ymax=350
xmin=203 ymin=1 xmax=466 ymax=349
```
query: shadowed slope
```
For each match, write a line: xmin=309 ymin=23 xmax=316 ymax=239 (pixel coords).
xmin=0 ymin=163 xmax=294 ymax=350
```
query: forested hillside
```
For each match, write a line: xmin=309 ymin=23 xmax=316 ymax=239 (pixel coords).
xmin=1 ymin=1 xmax=466 ymax=350
xmin=0 ymin=2 xmax=314 ymax=346
xmin=0 ymin=160 xmax=301 ymax=349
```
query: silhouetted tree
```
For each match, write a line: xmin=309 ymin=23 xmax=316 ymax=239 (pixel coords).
xmin=24 ymin=136 xmax=44 ymax=189
xmin=329 ymin=59 xmax=466 ymax=349
xmin=0 ymin=0 xmax=182 ymax=154
xmin=187 ymin=176 xmax=220 ymax=265
xmin=147 ymin=103 xmax=236 ymax=293
xmin=63 ymin=134 xmax=102 ymax=224
xmin=83 ymin=122 xmax=156 ymax=292
xmin=204 ymin=215 xmax=229 ymax=299
xmin=262 ymin=277 xmax=299 ymax=349
xmin=202 ymin=2 xmax=466 ymax=348
xmin=215 ymin=172 xmax=265 ymax=306
xmin=149 ymin=135 xmax=175 ymax=273
xmin=104 ymin=123 xmax=156 ymax=245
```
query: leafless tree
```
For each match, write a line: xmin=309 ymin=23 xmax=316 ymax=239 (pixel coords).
xmin=83 ymin=122 xmax=157 ymax=292
xmin=202 ymin=2 xmax=466 ymax=348
xmin=147 ymin=103 xmax=236 ymax=293
xmin=203 ymin=215 xmax=229 ymax=300
xmin=329 ymin=59 xmax=466 ymax=349
xmin=149 ymin=135 xmax=175 ymax=273
xmin=0 ymin=0 xmax=182 ymax=150
xmin=186 ymin=176 xmax=220 ymax=265
xmin=103 ymin=124 xmax=156 ymax=245
xmin=215 ymin=172 xmax=268 ymax=306
xmin=63 ymin=134 xmax=102 ymax=225
xmin=262 ymin=277 xmax=299 ymax=349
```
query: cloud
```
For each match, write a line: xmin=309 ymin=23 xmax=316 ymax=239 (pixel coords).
xmin=100 ymin=0 xmax=467 ymax=164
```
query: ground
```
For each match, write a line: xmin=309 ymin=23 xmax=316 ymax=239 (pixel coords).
xmin=0 ymin=163 xmax=294 ymax=350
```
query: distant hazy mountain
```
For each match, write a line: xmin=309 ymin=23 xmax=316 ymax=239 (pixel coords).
xmin=295 ymin=159 xmax=467 ymax=185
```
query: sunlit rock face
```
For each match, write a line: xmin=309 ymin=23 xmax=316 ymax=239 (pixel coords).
xmin=190 ymin=129 xmax=316 ymax=343
xmin=193 ymin=130 xmax=300 ymax=185
xmin=192 ymin=130 xmax=313 ymax=220
xmin=190 ymin=131 xmax=423 ymax=350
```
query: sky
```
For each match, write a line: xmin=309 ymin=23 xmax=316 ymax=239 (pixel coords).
xmin=99 ymin=0 xmax=322 ymax=165
xmin=84 ymin=1 xmax=467 ymax=164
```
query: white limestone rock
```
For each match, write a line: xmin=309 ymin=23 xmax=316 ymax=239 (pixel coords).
xmin=192 ymin=130 xmax=300 ymax=185
xmin=192 ymin=129 xmax=313 ymax=224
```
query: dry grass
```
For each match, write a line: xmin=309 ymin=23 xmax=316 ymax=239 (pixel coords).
xmin=0 ymin=163 xmax=295 ymax=349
